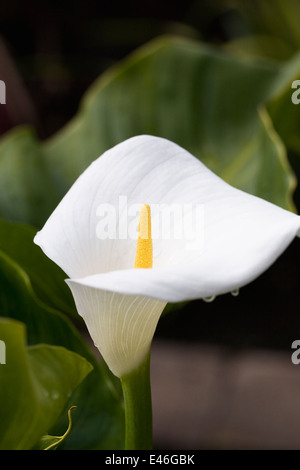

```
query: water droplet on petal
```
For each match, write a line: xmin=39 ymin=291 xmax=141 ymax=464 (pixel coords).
xmin=231 ymin=289 xmax=240 ymax=297
xmin=203 ymin=295 xmax=216 ymax=303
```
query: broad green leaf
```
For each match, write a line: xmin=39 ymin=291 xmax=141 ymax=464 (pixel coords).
xmin=0 ymin=318 xmax=92 ymax=450
xmin=224 ymin=35 xmax=296 ymax=62
xmin=0 ymin=127 xmax=60 ymax=227
xmin=0 ymin=37 xmax=299 ymax=229
xmin=0 ymin=250 xmax=124 ymax=449
xmin=0 ymin=219 xmax=76 ymax=317
xmin=44 ymin=37 xmax=296 ymax=212
xmin=0 ymin=250 xmax=84 ymax=348
xmin=224 ymin=0 xmax=300 ymax=61
xmin=264 ymin=53 xmax=300 ymax=210
xmin=266 ymin=52 xmax=300 ymax=155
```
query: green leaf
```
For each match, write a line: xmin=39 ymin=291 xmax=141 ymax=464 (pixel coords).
xmin=224 ymin=35 xmax=296 ymax=62
xmin=0 ymin=248 xmax=124 ymax=449
xmin=264 ymin=53 xmax=300 ymax=211
xmin=266 ymin=52 xmax=300 ymax=155
xmin=44 ymin=37 xmax=296 ymax=212
xmin=224 ymin=0 xmax=300 ymax=61
xmin=0 ymin=219 xmax=76 ymax=317
xmin=0 ymin=318 xmax=92 ymax=450
xmin=0 ymin=127 xmax=60 ymax=227
xmin=0 ymin=37 xmax=298 ymax=228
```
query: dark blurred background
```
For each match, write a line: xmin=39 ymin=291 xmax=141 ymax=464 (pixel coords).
xmin=0 ymin=0 xmax=255 ymax=139
xmin=1 ymin=0 xmax=300 ymax=449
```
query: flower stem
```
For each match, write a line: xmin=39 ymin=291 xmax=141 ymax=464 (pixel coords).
xmin=120 ymin=351 xmax=152 ymax=450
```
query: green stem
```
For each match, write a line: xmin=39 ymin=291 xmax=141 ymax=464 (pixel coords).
xmin=120 ymin=351 xmax=152 ymax=450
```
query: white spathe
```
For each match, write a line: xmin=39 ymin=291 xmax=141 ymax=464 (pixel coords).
xmin=67 ymin=286 xmax=166 ymax=377
xmin=34 ymin=135 xmax=300 ymax=377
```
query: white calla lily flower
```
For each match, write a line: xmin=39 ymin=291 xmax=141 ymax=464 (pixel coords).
xmin=34 ymin=135 xmax=300 ymax=378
